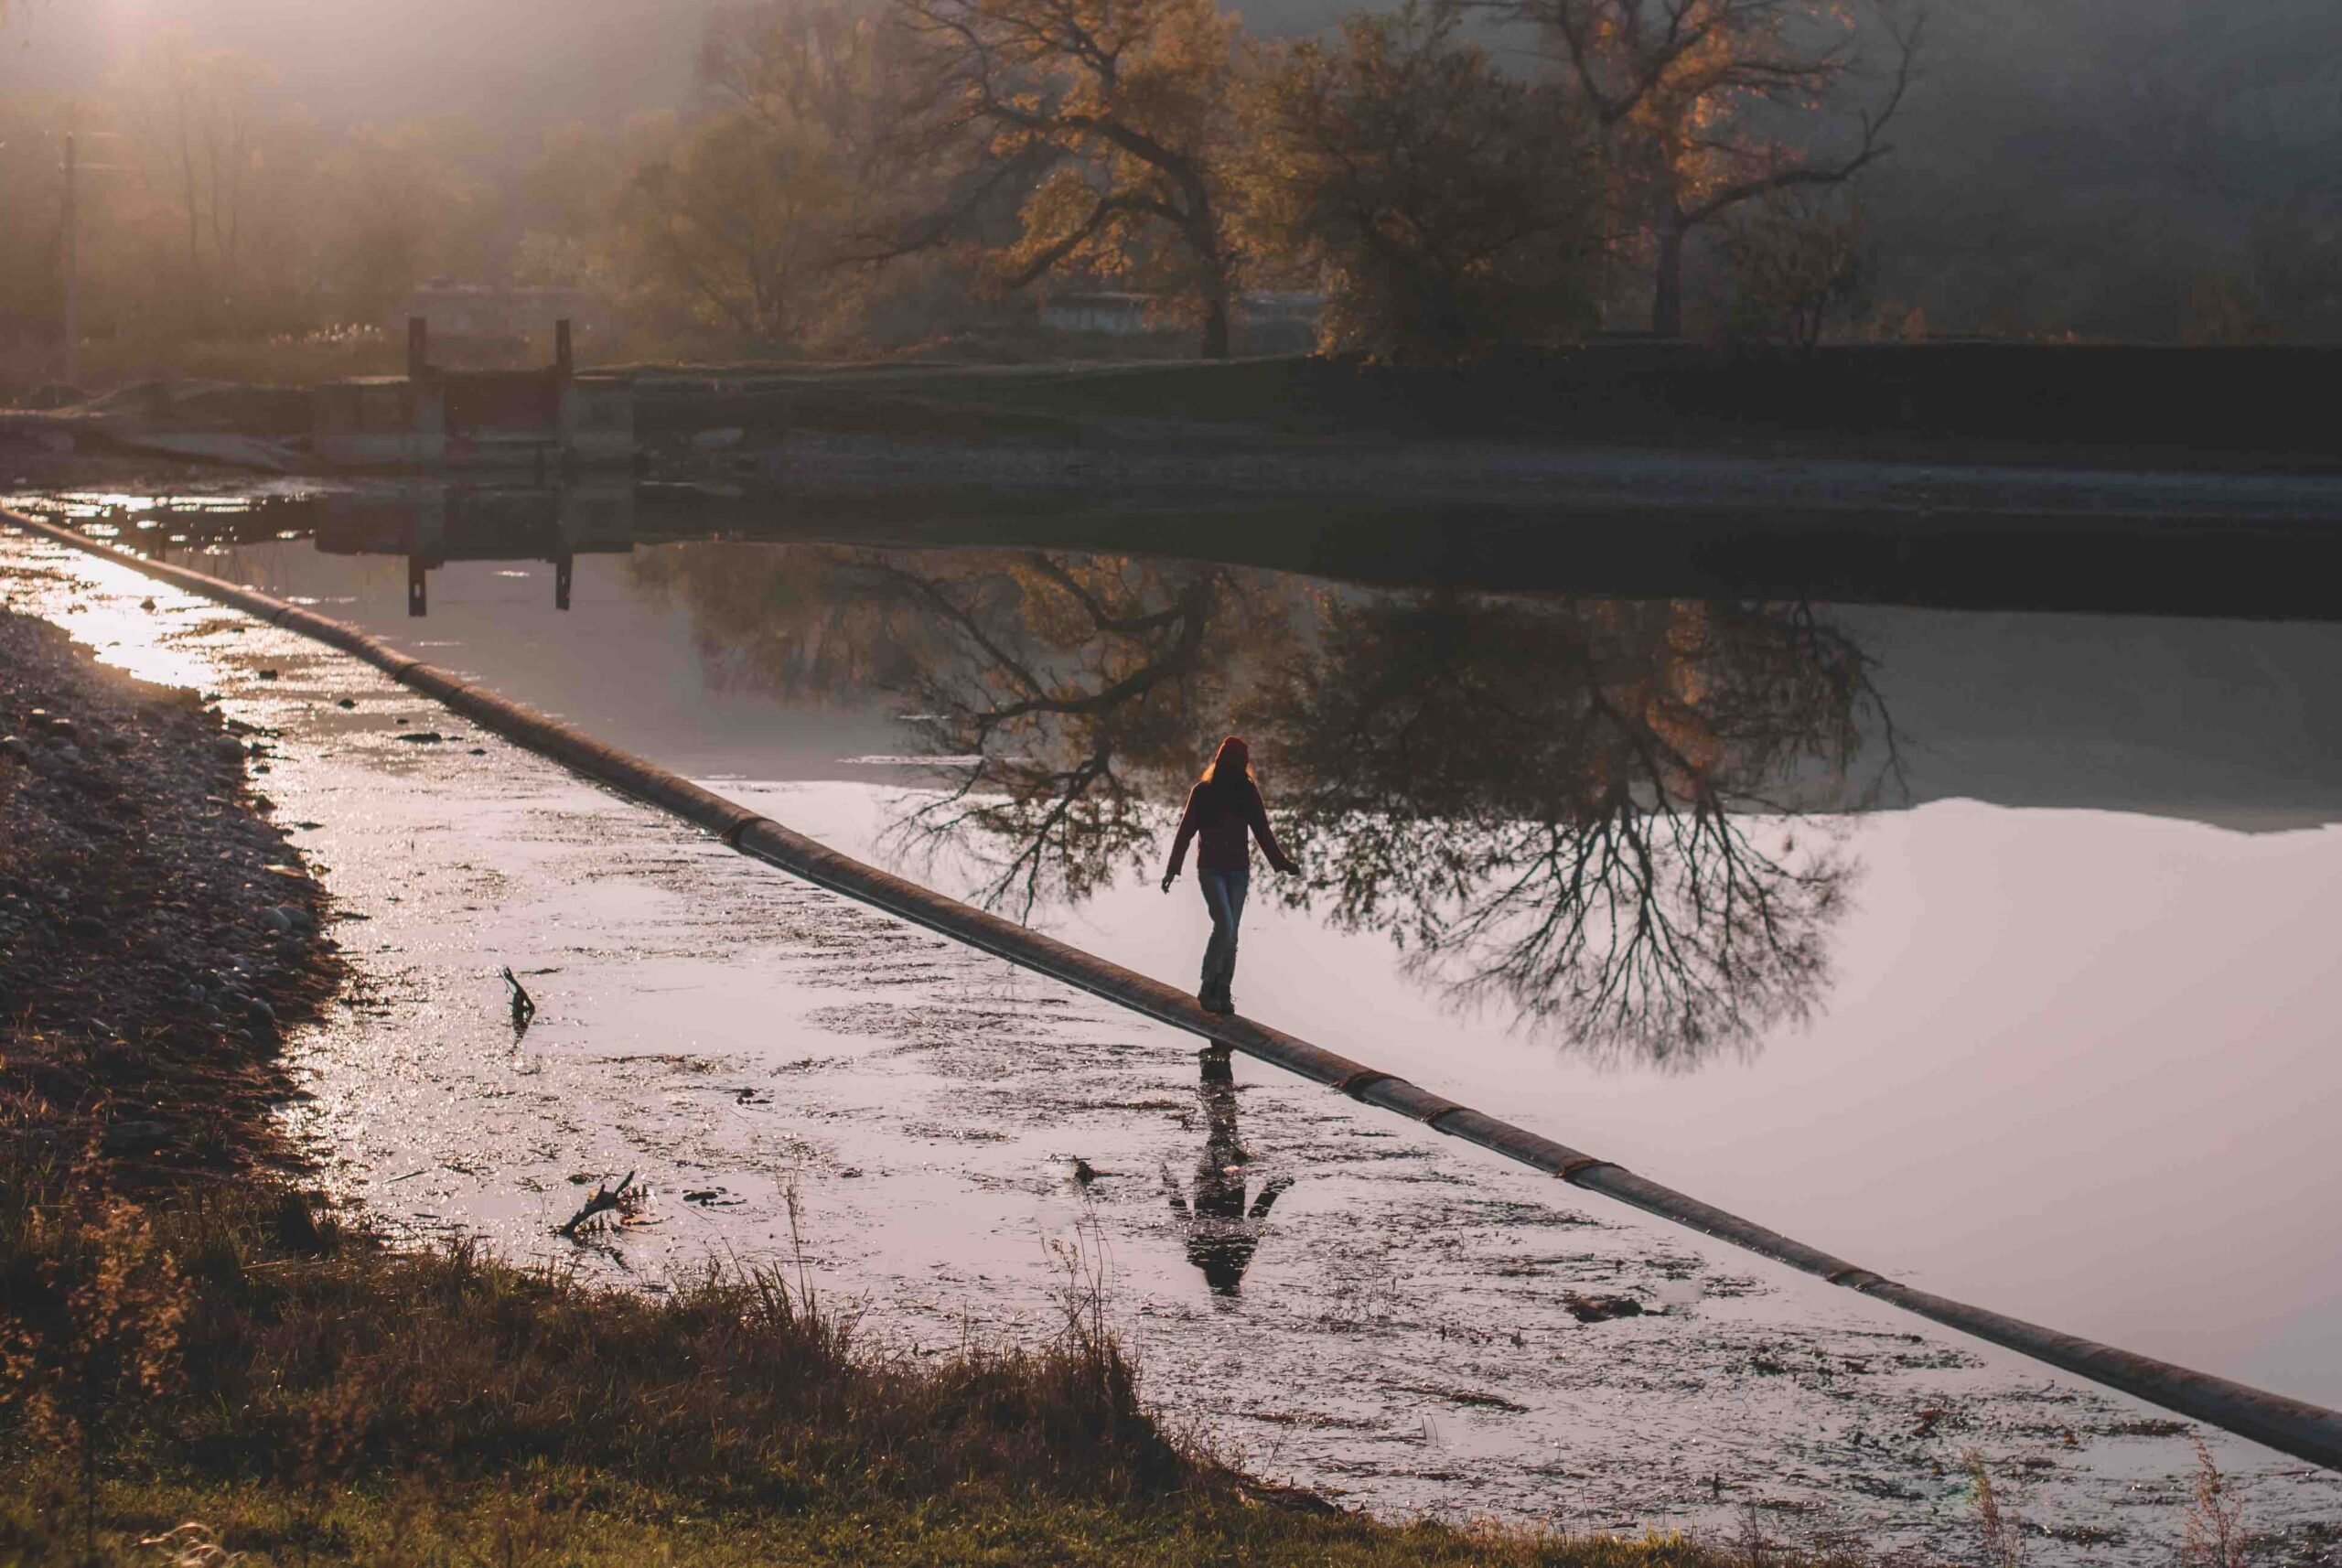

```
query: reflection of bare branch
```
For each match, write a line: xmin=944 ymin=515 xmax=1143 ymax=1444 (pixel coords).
xmin=1268 ymin=592 xmax=1896 ymax=1066
xmin=859 ymin=553 xmax=1252 ymax=922
xmin=628 ymin=539 xmax=1902 ymax=1066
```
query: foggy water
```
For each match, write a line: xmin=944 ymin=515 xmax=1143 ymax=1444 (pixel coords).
xmin=8 ymin=493 xmax=2341 ymax=1559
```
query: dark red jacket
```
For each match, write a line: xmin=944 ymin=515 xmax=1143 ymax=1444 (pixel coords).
xmin=1167 ymin=779 xmax=1296 ymax=876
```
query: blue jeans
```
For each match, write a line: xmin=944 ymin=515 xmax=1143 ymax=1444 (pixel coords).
xmin=1198 ymin=866 xmax=1250 ymax=1003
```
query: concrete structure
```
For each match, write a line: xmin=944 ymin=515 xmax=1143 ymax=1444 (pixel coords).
xmin=383 ymin=284 xmax=601 ymax=349
xmin=313 ymin=317 xmax=634 ymax=470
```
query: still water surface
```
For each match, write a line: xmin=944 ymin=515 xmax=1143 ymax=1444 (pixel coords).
xmin=14 ymin=491 xmax=2341 ymax=1507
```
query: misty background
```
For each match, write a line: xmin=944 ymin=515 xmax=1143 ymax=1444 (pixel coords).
xmin=1 ymin=0 xmax=2337 ymax=387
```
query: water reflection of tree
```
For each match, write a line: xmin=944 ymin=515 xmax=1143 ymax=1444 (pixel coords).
xmin=862 ymin=552 xmax=1283 ymax=918
xmin=628 ymin=541 xmax=908 ymax=701
xmin=632 ymin=541 xmax=1899 ymax=1065
xmin=1262 ymin=593 xmax=1894 ymax=1065
xmin=630 ymin=542 xmax=1280 ymax=916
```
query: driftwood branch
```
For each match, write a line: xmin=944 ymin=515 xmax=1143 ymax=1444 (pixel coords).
xmin=501 ymin=966 xmax=537 ymax=1033
xmin=557 ymin=1170 xmax=638 ymax=1239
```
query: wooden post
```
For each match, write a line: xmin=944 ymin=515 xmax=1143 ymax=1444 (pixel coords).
xmin=553 ymin=317 xmax=574 ymax=379
xmin=406 ymin=553 xmax=427 ymax=617
xmin=406 ymin=317 xmax=429 ymax=380
xmin=60 ymin=133 xmax=78 ymax=388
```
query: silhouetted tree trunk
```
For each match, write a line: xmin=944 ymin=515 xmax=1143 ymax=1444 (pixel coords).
xmin=1200 ymin=279 xmax=1231 ymax=359
xmin=1652 ymin=201 xmax=1687 ymax=336
xmin=1493 ymin=0 xmax=1921 ymax=340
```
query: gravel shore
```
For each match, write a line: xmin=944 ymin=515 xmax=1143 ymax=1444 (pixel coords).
xmin=0 ymin=604 xmax=339 ymax=1182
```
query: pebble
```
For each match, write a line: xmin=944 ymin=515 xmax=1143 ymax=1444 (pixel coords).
xmin=102 ymin=1120 xmax=171 ymax=1153
xmin=0 ymin=736 xmax=31 ymax=764
xmin=1563 ymin=1293 xmax=1647 ymax=1324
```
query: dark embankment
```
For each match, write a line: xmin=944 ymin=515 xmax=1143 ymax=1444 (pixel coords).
xmin=724 ymin=494 xmax=2342 ymax=624
xmin=0 ymin=604 xmax=1821 ymax=1565
xmin=628 ymin=341 xmax=2342 ymax=467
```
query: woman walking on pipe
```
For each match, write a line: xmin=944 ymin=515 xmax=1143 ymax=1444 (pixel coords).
xmin=1161 ymin=736 xmax=1299 ymax=1015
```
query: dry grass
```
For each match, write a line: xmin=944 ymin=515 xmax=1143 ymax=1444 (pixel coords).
xmin=63 ymin=328 xmax=410 ymax=391
xmin=0 ymin=1146 xmax=1847 ymax=1567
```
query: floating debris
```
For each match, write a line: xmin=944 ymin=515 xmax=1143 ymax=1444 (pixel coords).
xmin=501 ymin=966 xmax=537 ymax=1033
xmin=1563 ymin=1293 xmax=1645 ymax=1324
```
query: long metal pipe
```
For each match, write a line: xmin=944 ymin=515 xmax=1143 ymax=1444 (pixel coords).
xmin=10 ymin=504 xmax=2337 ymax=1474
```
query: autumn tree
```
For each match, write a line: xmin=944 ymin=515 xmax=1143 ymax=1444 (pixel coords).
xmin=1489 ymin=0 xmax=1921 ymax=335
xmin=1237 ymin=1 xmax=1601 ymax=361
xmin=896 ymin=0 xmax=1244 ymax=358
xmin=613 ymin=108 xmax=862 ymax=347
xmin=113 ymin=36 xmax=318 ymax=328
xmin=317 ymin=122 xmax=500 ymax=321
xmin=1719 ymin=186 xmax=1866 ymax=346
xmin=613 ymin=3 xmax=916 ymax=349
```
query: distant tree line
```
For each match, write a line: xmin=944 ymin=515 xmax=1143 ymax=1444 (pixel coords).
xmin=0 ymin=0 xmax=2337 ymax=381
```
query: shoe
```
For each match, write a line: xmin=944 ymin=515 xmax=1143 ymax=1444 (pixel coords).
xmin=1200 ymin=991 xmax=1234 ymax=1015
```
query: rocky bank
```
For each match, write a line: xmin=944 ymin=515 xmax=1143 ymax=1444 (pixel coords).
xmin=0 ymin=604 xmax=339 ymax=1182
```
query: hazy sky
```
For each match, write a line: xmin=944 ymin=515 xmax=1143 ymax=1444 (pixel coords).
xmin=1 ymin=0 xmax=1380 ymax=134
xmin=0 ymin=0 xmax=726 ymax=131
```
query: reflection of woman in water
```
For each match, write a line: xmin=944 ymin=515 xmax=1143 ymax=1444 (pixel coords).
xmin=1160 ymin=736 xmax=1299 ymax=1015
xmin=1164 ymin=1048 xmax=1293 ymax=1296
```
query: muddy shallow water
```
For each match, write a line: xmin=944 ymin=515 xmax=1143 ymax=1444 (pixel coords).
xmin=6 ymin=501 xmax=2341 ymax=1563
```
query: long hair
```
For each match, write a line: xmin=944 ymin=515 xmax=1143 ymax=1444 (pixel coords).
xmin=1198 ymin=736 xmax=1253 ymax=816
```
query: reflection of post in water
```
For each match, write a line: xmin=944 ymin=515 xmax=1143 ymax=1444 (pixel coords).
xmin=307 ymin=484 xmax=635 ymax=618
xmin=1163 ymin=1048 xmax=1293 ymax=1297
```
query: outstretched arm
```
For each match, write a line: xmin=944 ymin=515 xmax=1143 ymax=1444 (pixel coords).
xmin=1162 ymin=787 xmax=1200 ymax=891
xmin=1246 ymin=784 xmax=1299 ymax=875
xmin=1248 ymin=1176 xmax=1295 ymax=1220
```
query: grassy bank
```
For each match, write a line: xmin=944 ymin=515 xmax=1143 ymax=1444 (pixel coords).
xmin=5 ymin=1155 xmax=1831 ymax=1567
